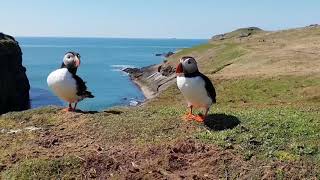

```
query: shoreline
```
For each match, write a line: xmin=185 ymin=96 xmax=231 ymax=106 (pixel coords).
xmin=131 ymin=78 xmax=156 ymax=100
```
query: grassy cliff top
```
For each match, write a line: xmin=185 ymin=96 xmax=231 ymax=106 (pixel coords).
xmin=1 ymin=26 xmax=320 ymax=179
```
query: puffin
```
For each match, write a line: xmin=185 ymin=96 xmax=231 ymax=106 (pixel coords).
xmin=176 ymin=56 xmax=216 ymax=122
xmin=47 ymin=52 xmax=94 ymax=112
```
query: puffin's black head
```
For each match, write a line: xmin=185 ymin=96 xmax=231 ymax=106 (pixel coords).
xmin=176 ymin=56 xmax=199 ymax=75
xmin=62 ymin=51 xmax=81 ymax=69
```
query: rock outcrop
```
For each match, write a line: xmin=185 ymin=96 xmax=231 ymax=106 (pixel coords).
xmin=123 ymin=62 xmax=176 ymax=99
xmin=123 ymin=67 xmax=143 ymax=78
xmin=211 ymin=27 xmax=263 ymax=41
xmin=157 ymin=63 xmax=175 ymax=76
xmin=0 ymin=33 xmax=30 ymax=114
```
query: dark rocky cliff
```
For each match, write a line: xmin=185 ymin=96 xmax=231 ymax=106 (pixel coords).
xmin=0 ymin=33 xmax=30 ymax=114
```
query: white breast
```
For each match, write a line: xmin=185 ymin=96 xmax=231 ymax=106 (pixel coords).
xmin=47 ymin=68 xmax=79 ymax=103
xmin=177 ymin=76 xmax=212 ymax=108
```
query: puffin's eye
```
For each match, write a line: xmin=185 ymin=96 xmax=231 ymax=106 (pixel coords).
xmin=67 ymin=56 xmax=71 ymax=59
xmin=187 ymin=60 xmax=191 ymax=64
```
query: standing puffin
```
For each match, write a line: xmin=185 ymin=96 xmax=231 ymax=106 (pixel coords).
xmin=47 ymin=52 xmax=94 ymax=112
xmin=176 ymin=56 xmax=216 ymax=122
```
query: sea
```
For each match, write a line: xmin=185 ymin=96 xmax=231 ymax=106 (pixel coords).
xmin=17 ymin=37 xmax=206 ymax=111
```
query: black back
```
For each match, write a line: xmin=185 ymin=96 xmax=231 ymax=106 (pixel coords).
xmin=185 ymin=71 xmax=216 ymax=103
xmin=71 ymin=73 xmax=94 ymax=98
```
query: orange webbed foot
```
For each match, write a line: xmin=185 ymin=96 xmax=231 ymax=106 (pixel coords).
xmin=183 ymin=113 xmax=196 ymax=121
xmin=194 ymin=114 xmax=205 ymax=123
xmin=62 ymin=107 xmax=74 ymax=112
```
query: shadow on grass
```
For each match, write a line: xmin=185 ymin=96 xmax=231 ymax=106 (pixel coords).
xmin=204 ymin=113 xmax=240 ymax=131
xmin=62 ymin=109 xmax=123 ymax=115
xmin=103 ymin=110 xmax=123 ymax=115
xmin=74 ymin=109 xmax=99 ymax=114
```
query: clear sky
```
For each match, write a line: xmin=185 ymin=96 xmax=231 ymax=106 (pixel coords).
xmin=1 ymin=0 xmax=320 ymax=39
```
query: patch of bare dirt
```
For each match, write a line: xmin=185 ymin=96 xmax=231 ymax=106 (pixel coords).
xmin=82 ymin=139 xmax=250 ymax=179
xmin=79 ymin=139 xmax=319 ymax=179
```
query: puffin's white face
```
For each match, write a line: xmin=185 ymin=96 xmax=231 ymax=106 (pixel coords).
xmin=63 ymin=52 xmax=81 ymax=68
xmin=176 ymin=56 xmax=198 ymax=75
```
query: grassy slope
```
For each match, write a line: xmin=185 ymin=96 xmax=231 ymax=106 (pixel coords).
xmin=1 ymin=27 xmax=320 ymax=179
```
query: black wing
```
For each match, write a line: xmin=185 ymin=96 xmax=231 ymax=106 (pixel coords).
xmin=199 ymin=73 xmax=216 ymax=103
xmin=72 ymin=74 xmax=94 ymax=98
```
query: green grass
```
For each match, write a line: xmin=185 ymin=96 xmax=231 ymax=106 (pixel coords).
xmin=2 ymin=157 xmax=82 ymax=179
xmin=1 ymin=106 xmax=60 ymax=127
xmin=174 ymin=43 xmax=217 ymax=56
xmin=172 ymin=42 xmax=248 ymax=75
xmin=144 ymin=74 xmax=320 ymax=164
xmin=149 ymin=75 xmax=320 ymax=165
xmin=196 ymin=106 xmax=320 ymax=162
xmin=152 ymin=75 xmax=320 ymax=108
xmin=87 ymin=105 xmax=191 ymax=144
xmin=216 ymin=76 xmax=320 ymax=105
xmin=204 ymin=43 xmax=247 ymax=74
xmin=213 ymin=43 xmax=246 ymax=61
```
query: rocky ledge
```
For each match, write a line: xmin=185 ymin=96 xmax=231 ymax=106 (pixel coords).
xmin=0 ymin=33 xmax=30 ymax=114
xmin=123 ymin=62 xmax=176 ymax=99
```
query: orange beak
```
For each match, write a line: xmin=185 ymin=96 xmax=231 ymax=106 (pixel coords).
xmin=176 ymin=63 xmax=183 ymax=73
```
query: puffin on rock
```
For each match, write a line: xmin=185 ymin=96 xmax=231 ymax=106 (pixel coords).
xmin=47 ymin=52 xmax=94 ymax=112
xmin=176 ymin=56 xmax=216 ymax=122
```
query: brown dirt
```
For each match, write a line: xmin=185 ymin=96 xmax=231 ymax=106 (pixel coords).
xmin=81 ymin=139 xmax=249 ymax=179
xmin=75 ymin=139 xmax=318 ymax=179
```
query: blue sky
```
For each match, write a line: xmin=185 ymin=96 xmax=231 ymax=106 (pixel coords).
xmin=1 ymin=0 xmax=320 ymax=39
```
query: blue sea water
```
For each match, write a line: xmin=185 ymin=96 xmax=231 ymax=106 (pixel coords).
xmin=17 ymin=37 xmax=206 ymax=111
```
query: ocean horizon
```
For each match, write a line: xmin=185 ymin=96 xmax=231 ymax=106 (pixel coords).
xmin=18 ymin=37 xmax=206 ymax=111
